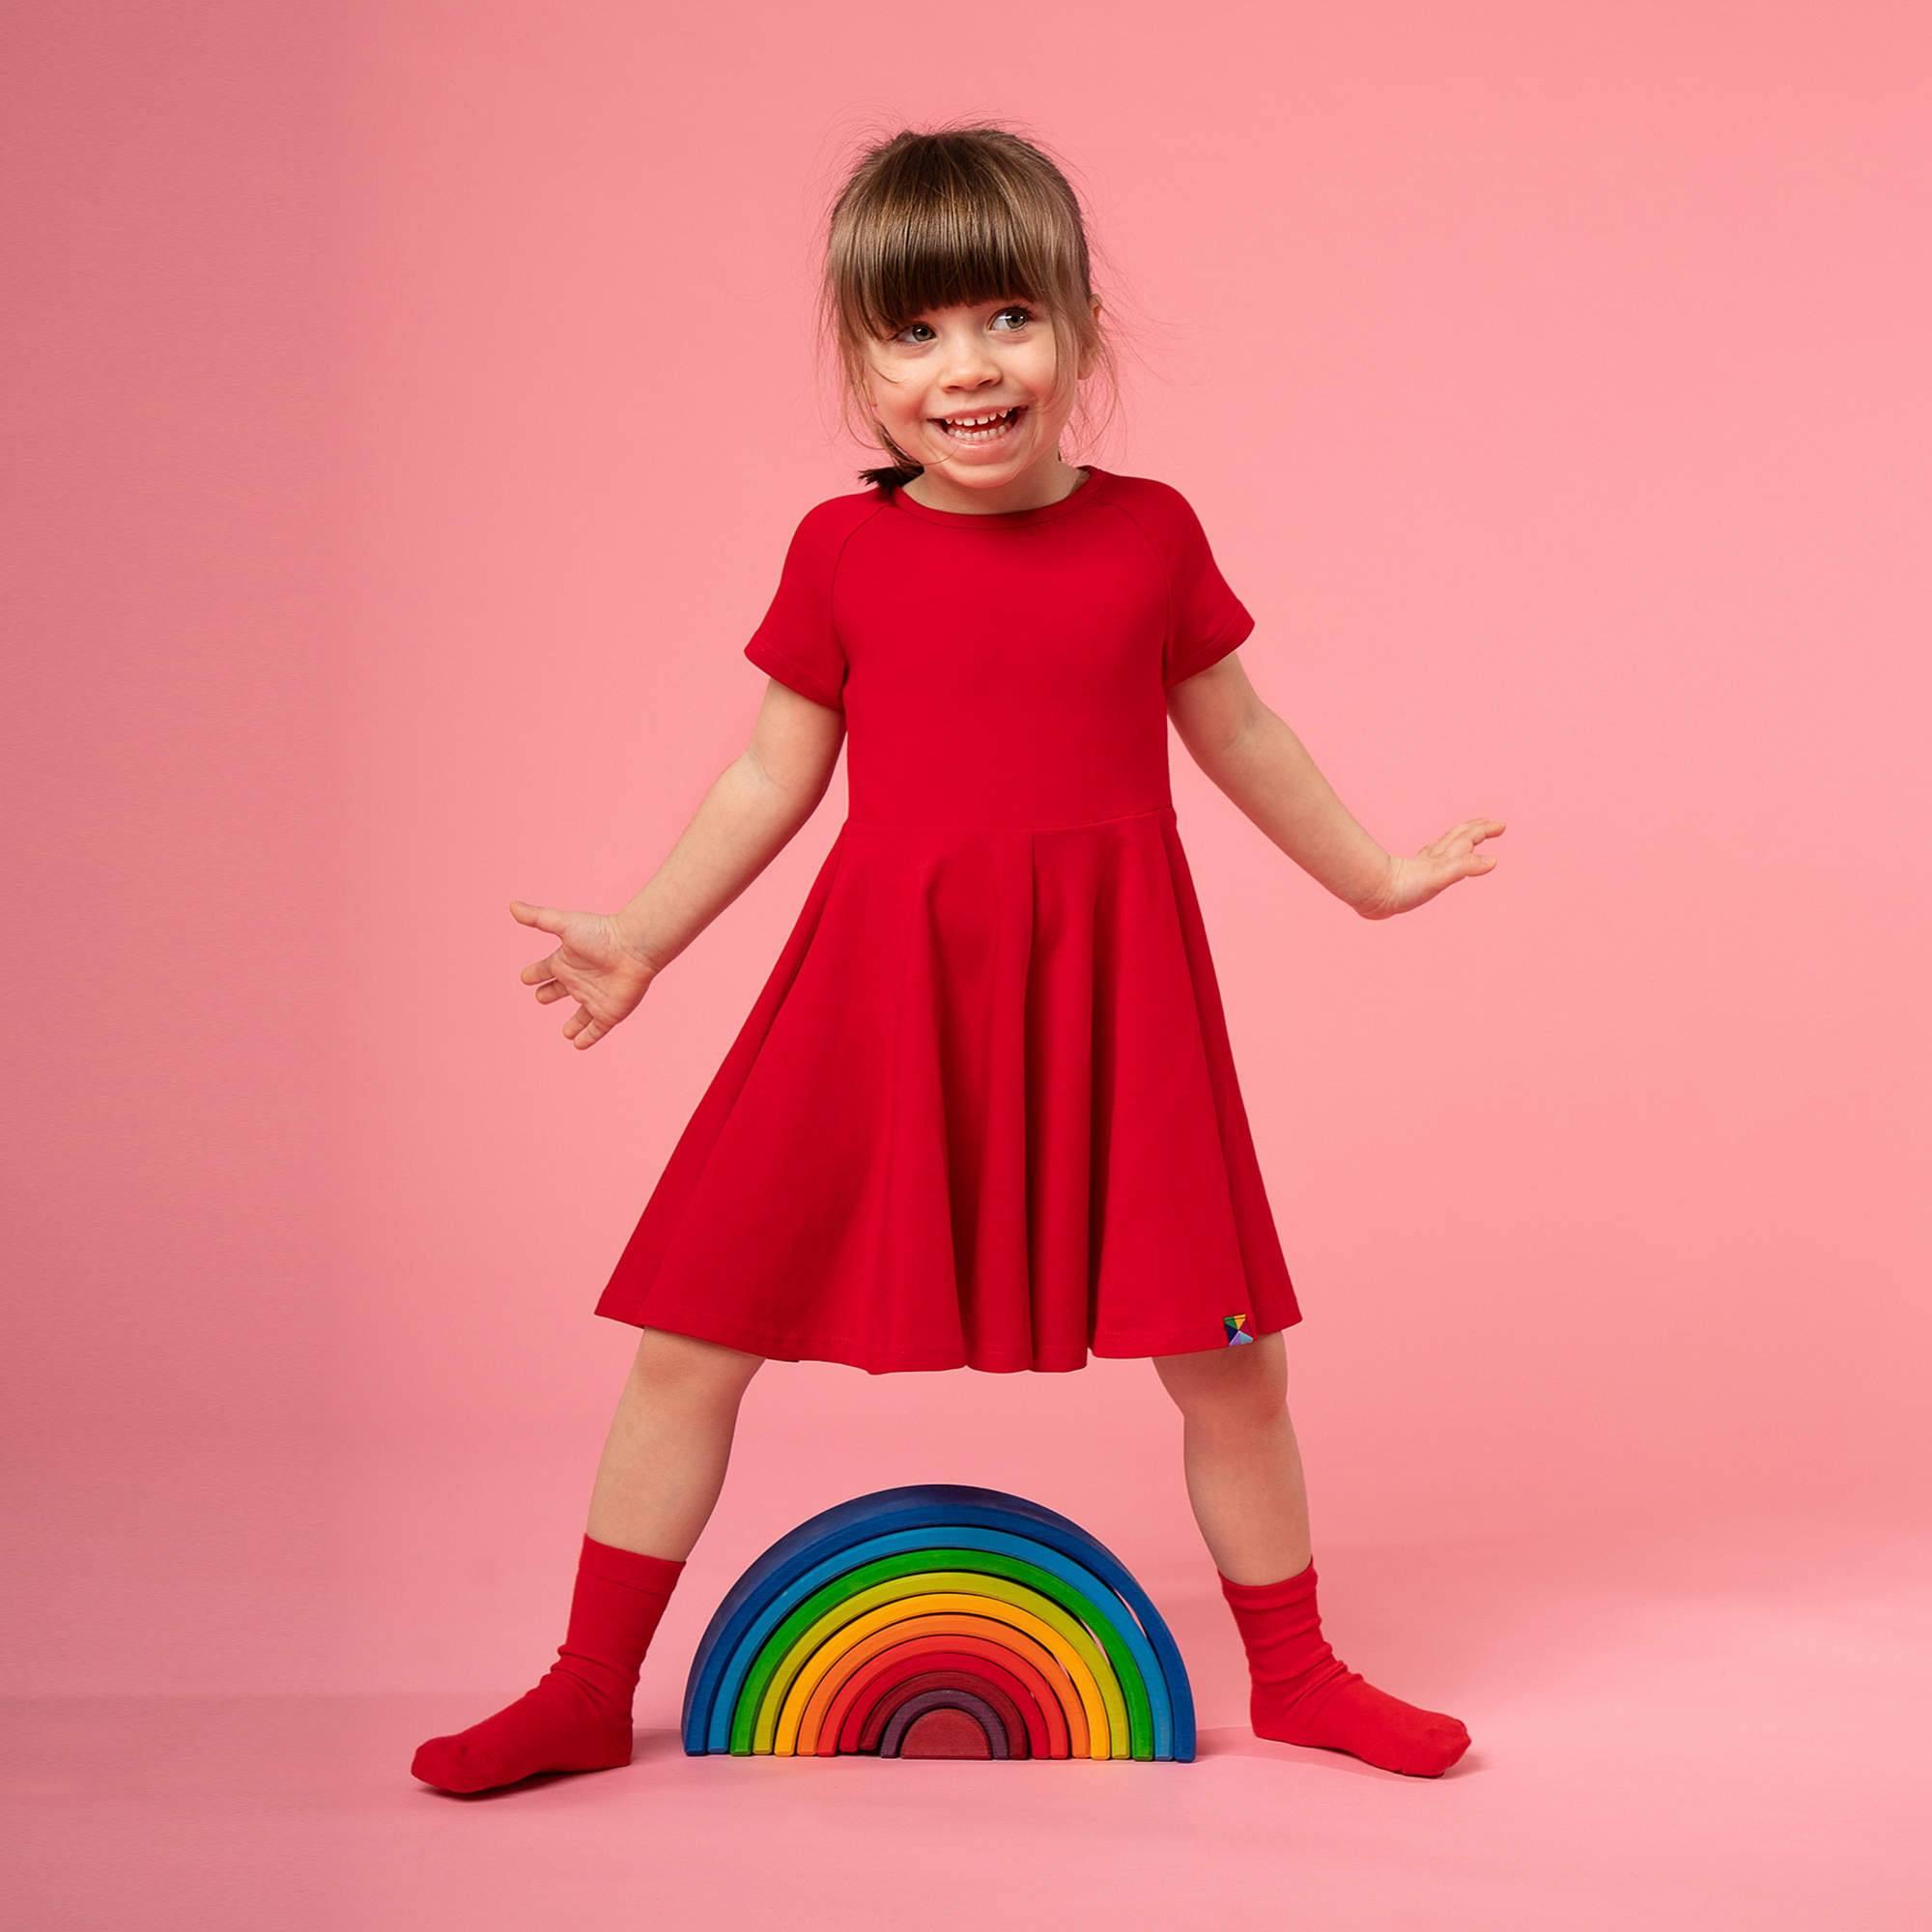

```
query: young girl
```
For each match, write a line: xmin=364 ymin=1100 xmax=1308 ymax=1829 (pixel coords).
xmin=412 ymin=124 xmax=1499 ymax=1793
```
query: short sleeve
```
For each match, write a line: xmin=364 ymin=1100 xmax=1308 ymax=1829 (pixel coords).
xmin=1160 ymin=487 xmax=1256 ymax=687
xmin=742 ymin=501 xmax=849 ymax=711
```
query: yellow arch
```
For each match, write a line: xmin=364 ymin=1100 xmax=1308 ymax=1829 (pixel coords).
xmin=758 ymin=1573 xmax=1127 ymax=1759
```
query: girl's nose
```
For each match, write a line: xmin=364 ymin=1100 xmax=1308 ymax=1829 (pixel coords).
xmin=940 ymin=345 xmax=1002 ymax=384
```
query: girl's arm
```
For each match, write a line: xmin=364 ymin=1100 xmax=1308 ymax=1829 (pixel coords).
xmin=1167 ymin=655 xmax=1502 ymax=919
xmin=510 ymin=681 xmax=843 ymax=1052
xmin=611 ymin=681 xmax=844 ymax=970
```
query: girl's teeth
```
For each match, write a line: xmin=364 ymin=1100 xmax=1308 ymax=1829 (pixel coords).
xmin=937 ymin=408 xmax=1021 ymax=442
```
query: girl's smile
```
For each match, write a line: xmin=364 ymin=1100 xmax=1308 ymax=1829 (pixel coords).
xmin=929 ymin=404 xmax=1029 ymax=446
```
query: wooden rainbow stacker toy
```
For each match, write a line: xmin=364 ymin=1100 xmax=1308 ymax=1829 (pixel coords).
xmin=680 ymin=1482 xmax=1195 ymax=1762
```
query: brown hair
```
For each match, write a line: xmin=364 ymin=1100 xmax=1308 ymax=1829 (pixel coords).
xmin=815 ymin=122 xmax=1125 ymax=492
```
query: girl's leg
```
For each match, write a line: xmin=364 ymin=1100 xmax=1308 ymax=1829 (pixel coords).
xmin=585 ymin=1326 xmax=768 ymax=1557
xmin=411 ymin=1328 xmax=765 ymax=1792
xmin=1152 ymin=1328 xmax=1313 ymax=1581
xmin=1153 ymin=1333 xmax=1470 ymax=1776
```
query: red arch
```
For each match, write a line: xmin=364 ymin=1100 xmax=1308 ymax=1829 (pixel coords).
xmin=821 ymin=1631 xmax=1070 ymax=1757
xmin=855 ymin=1666 xmax=1032 ymax=1757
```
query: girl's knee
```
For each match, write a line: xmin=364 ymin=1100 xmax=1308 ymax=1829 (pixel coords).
xmin=1151 ymin=1331 xmax=1287 ymax=1425
xmin=627 ymin=1326 xmax=766 ymax=1404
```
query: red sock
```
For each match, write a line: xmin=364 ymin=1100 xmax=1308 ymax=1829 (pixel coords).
xmin=1217 ymin=1558 xmax=1470 ymax=1776
xmin=412 ymin=1535 xmax=687 ymax=1793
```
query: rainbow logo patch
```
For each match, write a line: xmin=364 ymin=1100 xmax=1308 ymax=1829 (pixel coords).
xmin=681 ymin=1482 xmax=1195 ymax=1761
xmin=1223 ymin=1313 xmax=1254 ymax=1346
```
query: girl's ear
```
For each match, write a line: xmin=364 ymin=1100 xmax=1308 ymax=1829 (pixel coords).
xmin=1076 ymin=298 xmax=1102 ymax=381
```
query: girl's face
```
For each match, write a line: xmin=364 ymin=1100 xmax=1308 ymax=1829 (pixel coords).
xmin=865 ymin=296 xmax=1093 ymax=499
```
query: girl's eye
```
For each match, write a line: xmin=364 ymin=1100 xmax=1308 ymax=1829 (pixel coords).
xmin=889 ymin=304 xmax=1036 ymax=346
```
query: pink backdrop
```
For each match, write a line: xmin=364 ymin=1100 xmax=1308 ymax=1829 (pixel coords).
xmin=10 ymin=2 xmax=1927 ymax=1926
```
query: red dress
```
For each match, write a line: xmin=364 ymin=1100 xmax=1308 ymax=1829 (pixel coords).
xmin=594 ymin=465 xmax=1303 ymax=1373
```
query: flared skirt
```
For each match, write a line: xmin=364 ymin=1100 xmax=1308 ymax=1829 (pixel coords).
xmin=593 ymin=803 xmax=1302 ymax=1373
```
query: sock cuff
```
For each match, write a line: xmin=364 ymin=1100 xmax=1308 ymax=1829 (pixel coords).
xmin=1217 ymin=1558 xmax=1318 ymax=1610
xmin=580 ymin=1533 xmax=687 ymax=1596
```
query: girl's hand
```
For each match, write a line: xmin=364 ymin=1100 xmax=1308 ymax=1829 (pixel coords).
xmin=509 ymin=899 xmax=661 ymax=1051
xmin=1360 ymin=819 xmax=1506 ymax=920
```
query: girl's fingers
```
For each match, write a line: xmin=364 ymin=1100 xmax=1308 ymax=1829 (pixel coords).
xmin=520 ymin=951 xmax=558 ymax=985
xmin=509 ymin=898 xmax=568 ymax=935
xmin=1436 ymin=818 xmax=1505 ymax=859
xmin=536 ymin=981 xmax=566 ymax=1004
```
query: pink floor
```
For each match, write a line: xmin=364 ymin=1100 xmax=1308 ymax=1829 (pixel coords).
xmin=12 ymin=1509 xmax=1922 ymax=1930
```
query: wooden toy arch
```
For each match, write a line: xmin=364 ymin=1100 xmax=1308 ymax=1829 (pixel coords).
xmin=680 ymin=1483 xmax=1195 ymax=1762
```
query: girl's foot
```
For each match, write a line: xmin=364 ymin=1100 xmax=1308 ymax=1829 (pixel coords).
xmin=1218 ymin=1560 xmax=1470 ymax=1777
xmin=411 ymin=1674 xmax=634 ymax=1793
xmin=411 ymin=1535 xmax=686 ymax=1795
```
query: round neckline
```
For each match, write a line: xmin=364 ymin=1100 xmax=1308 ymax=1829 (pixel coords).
xmin=887 ymin=464 xmax=1113 ymax=529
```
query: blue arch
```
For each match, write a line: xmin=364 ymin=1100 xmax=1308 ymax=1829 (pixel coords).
xmin=681 ymin=1483 xmax=1195 ymax=1761
xmin=701 ymin=1523 xmax=1168 ymax=1756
